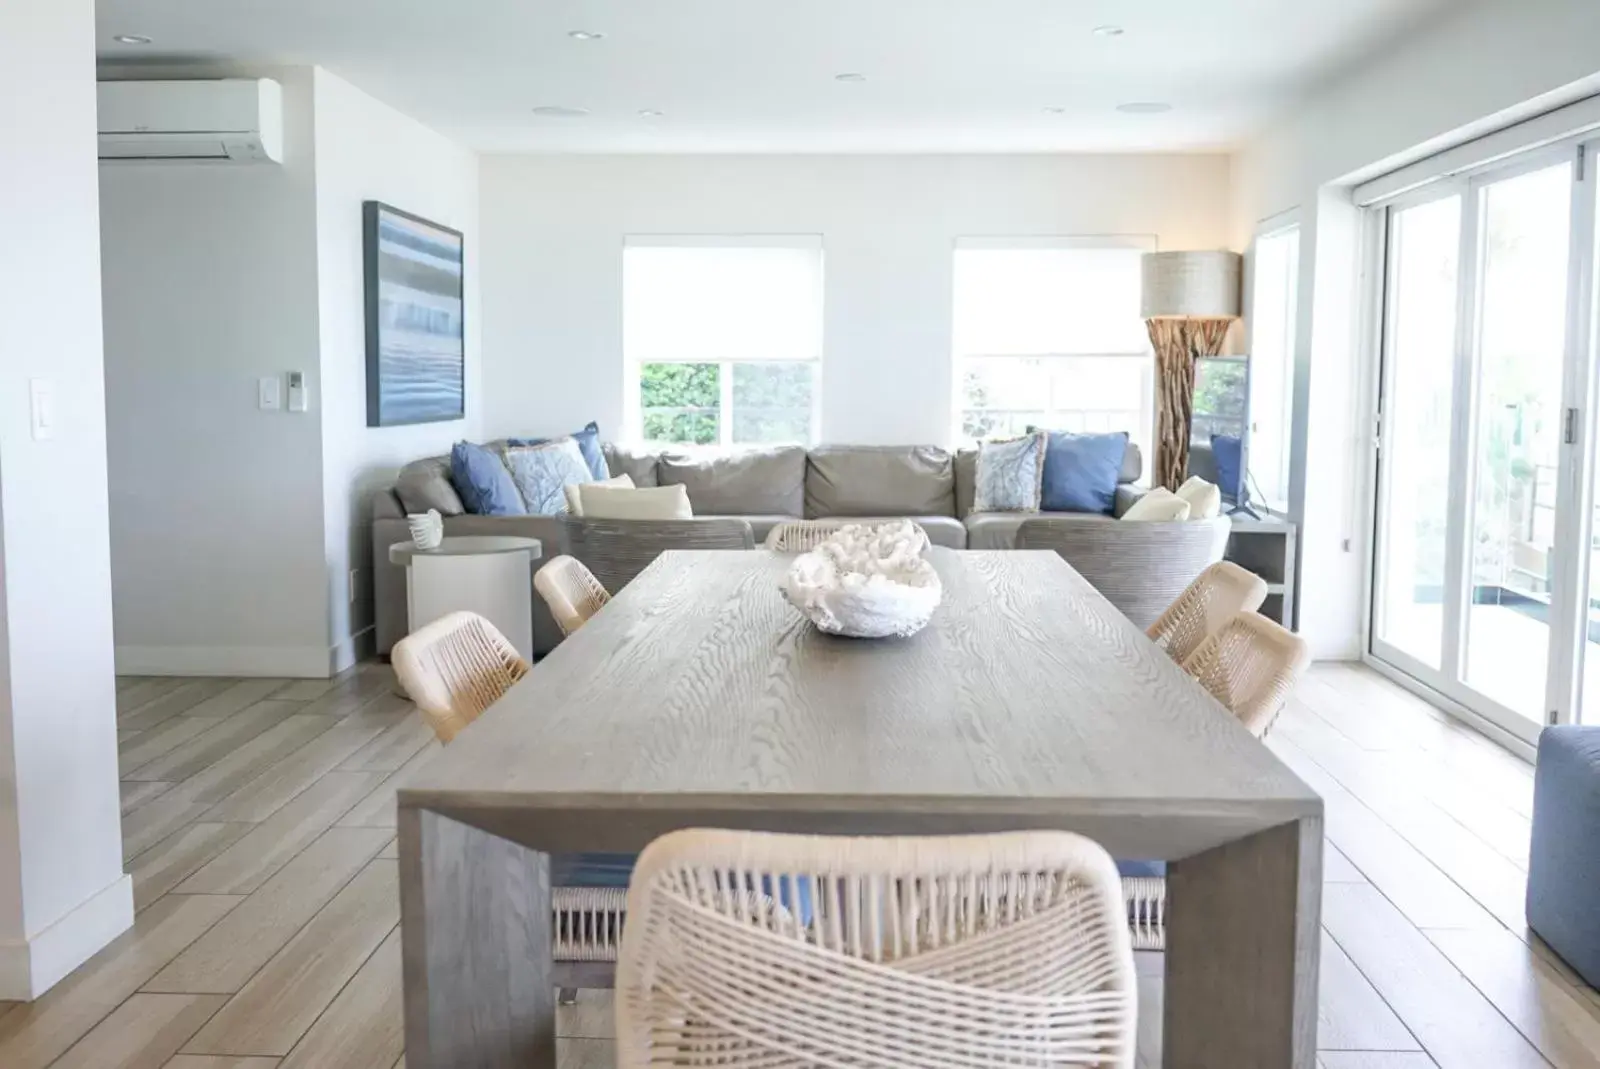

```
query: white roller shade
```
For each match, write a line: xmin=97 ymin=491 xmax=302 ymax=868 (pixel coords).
xmin=953 ymin=240 xmax=1152 ymax=356
xmin=624 ymin=239 xmax=823 ymax=363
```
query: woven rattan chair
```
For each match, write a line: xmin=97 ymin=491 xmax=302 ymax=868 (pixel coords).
xmin=534 ymin=555 xmax=611 ymax=637
xmin=1017 ymin=516 xmax=1231 ymax=630
xmin=617 ymin=828 xmax=1137 ymax=1069
xmin=1183 ymin=610 xmax=1311 ymax=737
xmin=563 ymin=516 xmax=755 ymax=594
xmin=390 ymin=609 xmax=629 ymax=991
xmin=390 ymin=611 xmax=529 ymax=744
xmin=764 ymin=518 xmax=930 ymax=552
xmin=1146 ymin=560 xmax=1269 ymax=664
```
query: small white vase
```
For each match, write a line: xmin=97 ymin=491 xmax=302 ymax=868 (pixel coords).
xmin=407 ymin=509 xmax=443 ymax=550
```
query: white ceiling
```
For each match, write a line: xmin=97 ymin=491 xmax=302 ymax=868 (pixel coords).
xmin=96 ymin=0 xmax=1455 ymax=154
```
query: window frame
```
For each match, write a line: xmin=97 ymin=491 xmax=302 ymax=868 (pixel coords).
xmin=951 ymin=235 xmax=1158 ymax=451
xmin=622 ymin=235 xmax=824 ymax=449
xmin=1246 ymin=217 xmax=1302 ymax=513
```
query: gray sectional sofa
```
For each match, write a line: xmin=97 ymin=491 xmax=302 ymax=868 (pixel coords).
xmin=371 ymin=440 xmax=1158 ymax=656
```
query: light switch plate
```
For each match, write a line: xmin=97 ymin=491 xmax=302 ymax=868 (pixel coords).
xmin=258 ymin=375 xmax=282 ymax=411
xmin=29 ymin=379 xmax=54 ymax=441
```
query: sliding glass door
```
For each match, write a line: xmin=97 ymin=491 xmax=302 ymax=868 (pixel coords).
xmin=1371 ymin=143 xmax=1598 ymax=742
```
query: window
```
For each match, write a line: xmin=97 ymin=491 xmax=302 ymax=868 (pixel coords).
xmin=1248 ymin=225 xmax=1300 ymax=509
xmin=624 ymin=238 xmax=822 ymax=447
xmin=952 ymin=238 xmax=1154 ymax=456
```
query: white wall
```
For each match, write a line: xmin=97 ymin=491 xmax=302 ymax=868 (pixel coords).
xmin=0 ymin=0 xmax=131 ymax=997
xmin=480 ymin=154 xmax=1233 ymax=445
xmin=1229 ymin=0 xmax=1600 ymax=659
xmin=100 ymin=65 xmax=480 ymax=677
xmin=312 ymin=68 xmax=480 ymax=670
xmin=100 ymin=67 xmax=332 ymax=676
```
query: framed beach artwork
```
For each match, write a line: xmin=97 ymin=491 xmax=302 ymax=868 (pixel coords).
xmin=364 ymin=201 xmax=465 ymax=426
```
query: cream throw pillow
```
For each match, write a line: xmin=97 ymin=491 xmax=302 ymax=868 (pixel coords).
xmin=563 ymin=473 xmax=634 ymax=516
xmin=1121 ymin=488 xmax=1192 ymax=522
xmin=1175 ymin=476 xmax=1222 ymax=520
xmin=578 ymin=483 xmax=693 ymax=521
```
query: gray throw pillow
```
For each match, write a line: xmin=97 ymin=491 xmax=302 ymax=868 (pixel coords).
xmin=971 ymin=433 xmax=1046 ymax=514
xmin=503 ymin=438 xmax=591 ymax=515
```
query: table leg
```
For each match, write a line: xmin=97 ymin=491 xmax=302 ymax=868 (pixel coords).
xmin=1164 ymin=816 xmax=1322 ymax=1068
xmin=400 ymin=806 xmax=555 ymax=1069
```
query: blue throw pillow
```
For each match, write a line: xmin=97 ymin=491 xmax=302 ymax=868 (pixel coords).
xmin=504 ymin=438 xmax=591 ymax=516
xmin=449 ymin=441 xmax=526 ymax=516
xmin=1211 ymin=434 xmax=1243 ymax=501
xmin=1038 ymin=431 xmax=1128 ymax=514
xmin=508 ymin=421 xmax=608 ymax=481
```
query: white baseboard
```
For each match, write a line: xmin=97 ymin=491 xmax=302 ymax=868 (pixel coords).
xmin=0 ymin=874 xmax=132 ymax=999
xmin=115 ymin=644 xmax=333 ymax=678
xmin=329 ymin=626 xmax=375 ymax=676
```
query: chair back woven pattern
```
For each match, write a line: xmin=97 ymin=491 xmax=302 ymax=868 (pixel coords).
xmin=390 ymin=611 xmax=529 ymax=743
xmin=535 ymin=554 xmax=612 ymax=637
xmin=1146 ymin=560 xmax=1268 ymax=664
xmin=1016 ymin=517 xmax=1230 ymax=630
xmin=1182 ymin=610 xmax=1310 ymax=736
xmin=765 ymin=519 xmax=930 ymax=553
xmin=563 ymin=517 xmax=755 ymax=593
xmin=617 ymin=829 xmax=1137 ymax=1069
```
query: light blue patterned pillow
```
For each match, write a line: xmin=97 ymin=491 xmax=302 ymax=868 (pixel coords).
xmin=503 ymin=438 xmax=591 ymax=515
xmin=971 ymin=432 xmax=1047 ymax=514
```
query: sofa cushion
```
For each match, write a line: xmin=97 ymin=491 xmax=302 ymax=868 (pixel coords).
xmin=579 ymin=483 xmax=694 ymax=521
xmin=1176 ymin=476 xmax=1222 ymax=520
xmin=972 ymin=433 xmax=1046 ymax=514
xmin=1210 ymin=434 xmax=1243 ymax=500
xmin=1123 ymin=487 xmax=1192 ymax=522
xmin=504 ymin=439 xmax=591 ymax=516
xmin=602 ymin=443 xmax=660 ymax=487
xmin=698 ymin=514 xmax=797 ymax=545
xmin=450 ymin=441 xmax=526 ymax=516
xmin=1120 ymin=442 xmax=1143 ymax=484
xmin=1039 ymin=431 xmax=1128 ymax=515
xmin=660 ymin=446 xmax=806 ymax=516
xmin=395 ymin=455 xmax=465 ymax=517
xmin=811 ymin=515 xmax=967 ymax=549
xmin=509 ymin=421 xmax=608 ymax=481
xmin=964 ymin=510 xmax=1113 ymax=551
xmin=564 ymin=473 xmax=634 ymax=516
xmin=954 ymin=448 xmax=978 ymax=520
xmin=804 ymin=445 xmax=955 ymax=519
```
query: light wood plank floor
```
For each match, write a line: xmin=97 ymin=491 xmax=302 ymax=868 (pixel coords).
xmin=1 ymin=661 xmax=1595 ymax=1068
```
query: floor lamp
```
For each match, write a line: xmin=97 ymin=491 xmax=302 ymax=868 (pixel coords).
xmin=1141 ymin=251 xmax=1243 ymax=491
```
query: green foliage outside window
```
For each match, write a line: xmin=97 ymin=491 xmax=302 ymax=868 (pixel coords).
xmin=640 ymin=361 xmax=814 ymax=445
xmin=641 ymin=362 xmax=719 ymax=445
xmin=732 ymin=363 xmax=813 ymax=443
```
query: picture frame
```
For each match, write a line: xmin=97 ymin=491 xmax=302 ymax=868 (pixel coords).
xmin=364 ymin=200 xmax=465 ymax=426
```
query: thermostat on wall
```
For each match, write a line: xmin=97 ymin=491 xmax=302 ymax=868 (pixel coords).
xmin=287 ymin=371 xmax=308 ymax=412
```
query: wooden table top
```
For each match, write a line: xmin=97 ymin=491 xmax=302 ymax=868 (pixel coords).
xmin=403 ymin=549 xmax=1318 ymax=842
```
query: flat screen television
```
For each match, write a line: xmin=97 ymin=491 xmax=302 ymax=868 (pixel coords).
xmin=1191 ymin=355 xmax=1255 ymax=515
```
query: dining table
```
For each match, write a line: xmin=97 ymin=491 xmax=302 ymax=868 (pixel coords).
xmin=397 ymin=548 xmax=1324 ymax=1069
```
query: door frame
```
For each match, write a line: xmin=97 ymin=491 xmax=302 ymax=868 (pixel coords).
xmin=1365 ymin=140 xmax=1598 ymax=746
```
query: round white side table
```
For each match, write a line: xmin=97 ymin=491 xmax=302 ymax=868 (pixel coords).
xmin=388 ymin=536 xmax=543 ymax=662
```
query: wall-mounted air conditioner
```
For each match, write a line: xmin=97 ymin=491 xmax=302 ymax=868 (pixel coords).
xmin=97 ymin=78 xmax=283 ymax=164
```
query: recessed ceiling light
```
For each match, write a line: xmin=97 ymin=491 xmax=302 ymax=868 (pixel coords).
xmin=1044 ymin=106 xmax=1070 ymax=115
xmin=1092 ymin=25 xmax=1125 ymax=37
xmin=531 ymin=105 xmax=590 ymax=118
xmin=637 ymin=109 xmax=664 ymax=118
xmin=113 ymin=34 xmax=153 ymax=45
xmin=1117 ymin=102 xmax=1172 ymax=115
xmin=567 ymin=30 xmax=604 ymax=41
xmin=834 ymin=72 xmax=867 ymax=83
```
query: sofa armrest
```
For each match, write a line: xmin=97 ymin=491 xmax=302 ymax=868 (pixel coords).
xmin=1113 ymin=484 xmax=1149 ymax=519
